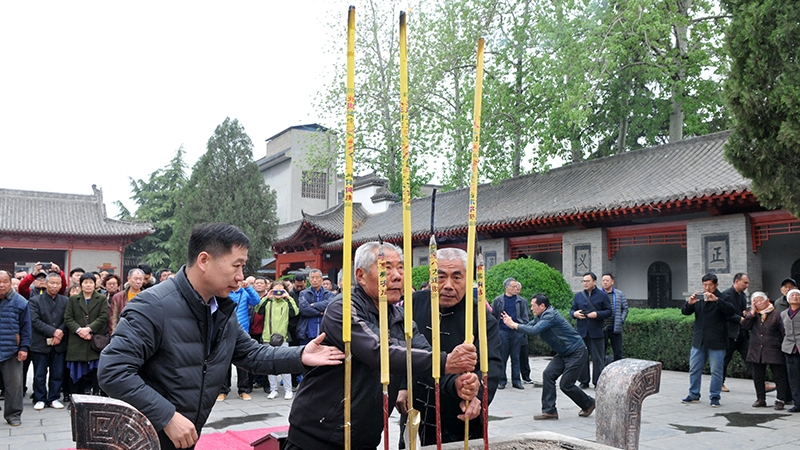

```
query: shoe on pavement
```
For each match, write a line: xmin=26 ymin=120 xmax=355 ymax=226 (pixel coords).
xmin=497 ymin=384 xmax=506 ymax=390
xmin=681 ymin=396 xmax=700 ymax=404
xmin=752 ymin=399 xmax=767 ymax=408
xmin=765 ymin=382 xmax=777 ymax=393
xmin=284 ymin=391 xmax=293 ymax=400
xmin=579 ymin=402 xmax=596 ymax=417
xmin=534 ymin=412 xmax=559 ymax=420
xmin=512 ymin=383 xmax=524 ymax=390
xmin=523 ymin=379 xmax=535 ymax=384
xmin=788 ymin=406 xmax=800 ymax=413
xmin=50 ymin=400 xmax=65 ymax=409
xmin=239 ymin=393 xmax=252 ymax=401
xmin=34 ymin=401 xmax=45 ymax=411
xmin=7 ymin=418 xmax=21 ymax=427
xmin=775 ymin=400 xmax=785 ymax=411
xmin=720 ymin=384 xmax=729 ymax=393
xmin=267 ymin=391 xmax=279 ymax=399
xmin=216 ymin=394 xmax=227 ymax=402
xmin=710 ymin=399 xmax=721 ymax=408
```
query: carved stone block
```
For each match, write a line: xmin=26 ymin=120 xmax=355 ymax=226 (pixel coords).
xmin=595 ymin=359 xmax=662 ymax=450
xmin=71 ymin=394 xmax=160 ymax=449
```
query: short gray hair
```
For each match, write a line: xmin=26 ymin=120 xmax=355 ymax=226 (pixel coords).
xmin=354 ymin=242 xmax=403 ymax=276
xmin=128 ymin=268 xmax=144 ymax=278
xmin=437 ymin=248 xmax=467 ymax=268
xmin=751 ymin=291 xmax=768 ymax=301
xmin=309 ymin=268 xmax=323 ymax=278
xmin=46 ymin=273 xmax=62 ymax=282
xmin=503 ymin=277 xmax=516 ymax=289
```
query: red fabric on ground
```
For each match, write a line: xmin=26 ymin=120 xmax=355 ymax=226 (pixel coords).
xmin=63 ymin=425 xmax=290 ymax=450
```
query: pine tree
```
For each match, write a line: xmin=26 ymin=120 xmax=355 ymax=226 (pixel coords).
xmin=170 ymin=118 xmax=279 ymax=273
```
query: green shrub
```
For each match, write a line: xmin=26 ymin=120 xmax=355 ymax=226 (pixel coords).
xmin=485 ymin=258 xmax=573 ymax=312
xmin=412 ymin=265 xmax=430 ymax=291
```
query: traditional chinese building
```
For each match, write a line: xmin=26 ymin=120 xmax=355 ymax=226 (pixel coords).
xmin=272 ymin=131 xmax=800 ymax=307
xmin=0 ymin=185 xmax=153 ymax=276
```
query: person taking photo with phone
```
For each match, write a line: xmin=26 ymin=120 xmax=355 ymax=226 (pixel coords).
xmin=256 ymin=280 xmax=299 ymax=399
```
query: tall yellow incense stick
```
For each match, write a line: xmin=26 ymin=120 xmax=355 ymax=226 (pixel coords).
xmin=464 ymin=36 xmax=485 ymax=450
xmin=476 ymin=252 xmax=489 ymax=450
xmin=429 ymin=235 xmax=442 ymax=448
xmin=343 ymin=6 xmax=356 ymax=450
xmin=399 ymin=11 xmax=420 ymax=450
xmin=378 ymin=246 xmax=390 ymax=450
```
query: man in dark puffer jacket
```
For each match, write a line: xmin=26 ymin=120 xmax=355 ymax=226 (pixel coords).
xmin=99 ymin=223 xmax=344 ymax=450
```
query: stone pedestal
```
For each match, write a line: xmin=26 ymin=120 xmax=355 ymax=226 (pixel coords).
xmin=595 ymin=359 xmax=662 ymax=450
xmin=71 ymin=394 xmax=160 ymax=449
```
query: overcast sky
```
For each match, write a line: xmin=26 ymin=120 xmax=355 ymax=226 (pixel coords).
xmin=1 ymin=1 xmax=382 ymax=217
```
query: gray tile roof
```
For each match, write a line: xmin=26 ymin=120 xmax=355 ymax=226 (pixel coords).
xmin=277 ymin=131 xmax=753 ymax=250
xmin=274 ymin=203 xmax=371 ymax=246
xmin=0 ymin=187 xmax=153 ymax=237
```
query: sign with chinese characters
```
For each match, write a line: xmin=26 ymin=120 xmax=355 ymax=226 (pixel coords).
xmin=703 ymin=234 xmax=730 ymax=274
xmin=574 ymin=244 xmax=592 ymax=276
xmin=485 ymin=251 xmax=497 ymax=270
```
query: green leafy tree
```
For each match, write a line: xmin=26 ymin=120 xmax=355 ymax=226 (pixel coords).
xmin=412 ymin=264 xmax=430 ymax=291
xmin=723 ymin=0 xmax=800 ymax=217
xmin=169 ymin=118 xmax=279 ymax=273
xmin=115 ymin=147 xmax=188 ymax=270
xmin=485 ymin=258 xmax=573 ymax=312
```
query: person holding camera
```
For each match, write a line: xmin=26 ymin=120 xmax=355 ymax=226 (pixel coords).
xmin=18 ymin=262 xmax=68 ymax=299
xmin=257 ymin=281 xmax=299 ymax=400
xmin=680 ymin=273 xmax=738 ymax=407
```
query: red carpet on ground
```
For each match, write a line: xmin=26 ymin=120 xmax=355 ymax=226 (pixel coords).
xmin=62 ymin=425 xmax=289 ymax=450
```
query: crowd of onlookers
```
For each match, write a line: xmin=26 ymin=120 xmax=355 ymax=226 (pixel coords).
xmin=0 ymin=263 xmax=170 ymax=426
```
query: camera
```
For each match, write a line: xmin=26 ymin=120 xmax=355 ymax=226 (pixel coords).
xmin=696 ymin=293 xmax=705 ymax=301
xmin=41 ymin=263 xmax=52 ymax=270
xmin=273 ymin=289 xmax=285 ymax=296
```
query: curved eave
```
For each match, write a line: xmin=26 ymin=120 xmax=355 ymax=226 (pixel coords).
xmin=321 ymin=190 xmax=757 ymax=250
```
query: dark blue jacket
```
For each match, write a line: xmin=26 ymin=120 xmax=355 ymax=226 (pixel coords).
xmin=570 ymin=287 xmax=612 ymax=339
xmin=297 ymin=286 xmax=333 ymax=341
xmin=28 ymin=292 xmax=68 ymax=353
xmin=515 ymin=307 xmax=584 ymax=357
xmin=0 ymin=289 xmax=31 ymax=361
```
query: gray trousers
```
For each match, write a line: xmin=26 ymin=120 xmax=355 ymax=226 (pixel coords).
xmin=0 ymin=356 xmax=24 ymax=422
xmin=541 ymin=346 xmax=594 ymax=414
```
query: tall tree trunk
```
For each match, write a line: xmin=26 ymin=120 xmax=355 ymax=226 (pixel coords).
xmin=669 ymin=0 xmax=692 ymax=143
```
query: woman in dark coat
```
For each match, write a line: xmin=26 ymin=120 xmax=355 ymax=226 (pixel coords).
xmin=742 ymin=291 xmax=789 ymax=409
xmin=64 ymin=273 xmax=109 ymax=395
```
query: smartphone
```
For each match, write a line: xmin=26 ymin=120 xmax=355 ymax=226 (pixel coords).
xmin=274 ymin=289 xmax=285 ymax=296
xmin=696 ymin=293 xmax=705 ymax=301
xmin=46 ymin=338 xmax=54 ymax=346
xmin=41 ymin=263 xmax=52 ymax=270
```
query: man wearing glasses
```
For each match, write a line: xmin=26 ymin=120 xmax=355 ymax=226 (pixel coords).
xmin=571 ymin=272 xmax=612 ymax=389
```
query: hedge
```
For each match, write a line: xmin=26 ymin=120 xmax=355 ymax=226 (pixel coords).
xmin=485 ymin=258 xmax=573 ymax=312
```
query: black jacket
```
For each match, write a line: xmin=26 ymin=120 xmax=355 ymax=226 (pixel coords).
xmin=98 ymin=268 xmax=304 ymax=450
xmin=570 ymin=288 xmax=612 ymax=339
xmin=288 ymin=285 xmax=444 ymax=450
xmin=681 ymin=289 xmax=738 ymax=350
xmin=720 ymin=286 xmax=749 ymax=339
xmin=28 ymin=292 xmax=68 ymax=353
xmin=410 ymin=290 xmax=503 ymax=446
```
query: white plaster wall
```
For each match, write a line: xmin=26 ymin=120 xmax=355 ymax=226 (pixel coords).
xmin=70 ymin=250 xmax=121 ymax=275
xmin=757 ymin=234 xmax=800 ymax=298
xmin=609 ymin=244 xmax=687 ymax=304
xmin=262 ymin=159 xmax=294 ymax=224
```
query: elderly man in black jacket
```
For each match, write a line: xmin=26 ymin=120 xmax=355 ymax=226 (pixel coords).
xmin=571 ymin=272 xmax=612 ymax=389
xmin=28 ymin=273 xmax=68 ymax=410
xmin=404 ymin=247 xmax=503 ymax=446
xmin=720 ymin=272 xmax=751 ymax=392
xmin=680 ymin=272 xmax=738 ymax=407
xmin=99 ymin=223 xmax=345 ymax=450
xmin=286 ymin=242 xmax=478 ymax=450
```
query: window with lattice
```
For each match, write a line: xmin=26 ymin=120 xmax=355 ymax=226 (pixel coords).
xmin=301 ymin=171 xmax=327 ymax=199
